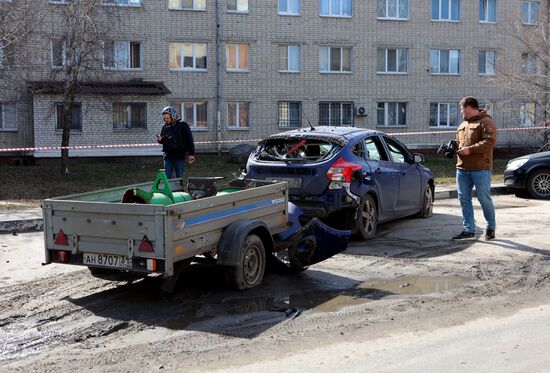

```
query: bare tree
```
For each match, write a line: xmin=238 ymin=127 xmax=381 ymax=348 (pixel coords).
xmin=490 ymin=5 xmax=550 ymax=151
xmin=46 ymin=0 xmax=121 ymax=175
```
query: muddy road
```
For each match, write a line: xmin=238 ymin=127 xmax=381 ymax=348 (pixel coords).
xmin=1 ymin=194 xmax=550 ymax=372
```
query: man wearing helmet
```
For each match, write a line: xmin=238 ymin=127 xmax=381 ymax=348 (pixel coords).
xmin=156 ymin=106 xmax=196 ymax=179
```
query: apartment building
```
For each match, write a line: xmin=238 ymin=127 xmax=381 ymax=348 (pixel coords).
xmin=0 ymin=0 xmax=546 ymax=157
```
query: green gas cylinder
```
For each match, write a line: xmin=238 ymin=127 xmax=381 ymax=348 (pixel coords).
xmin=121 ymin=169 xmax=192 ymax=205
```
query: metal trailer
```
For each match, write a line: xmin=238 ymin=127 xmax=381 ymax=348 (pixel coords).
xmin=43 ymin=177 xmax=291 ymax=292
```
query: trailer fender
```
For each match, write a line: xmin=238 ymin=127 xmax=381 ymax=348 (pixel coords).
xmin=217 ymin=220 xmax=274 ymax=266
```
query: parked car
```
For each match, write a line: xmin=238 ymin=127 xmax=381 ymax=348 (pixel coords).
xmin=244 ymin=126 xmax=434 ymax=239
xmin=504 ymin=151 xmax=550 ymax=199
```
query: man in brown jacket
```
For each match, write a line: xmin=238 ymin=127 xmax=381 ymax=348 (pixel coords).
xmin=452 ymin=97 xmax=497 ymax=241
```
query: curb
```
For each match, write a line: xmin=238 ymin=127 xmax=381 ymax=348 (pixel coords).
xmin=434 ymin=184 xmax=510 ymax=200
xmin=0 ymin=219 xmax=44 ymax=234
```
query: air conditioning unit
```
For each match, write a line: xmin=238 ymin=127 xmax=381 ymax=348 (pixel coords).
xmin=355 ymin=105 xmax=368 ymax=116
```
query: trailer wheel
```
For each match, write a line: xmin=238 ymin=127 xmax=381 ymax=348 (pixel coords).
xmin=226 ymin=234 xmax=266 ymax=290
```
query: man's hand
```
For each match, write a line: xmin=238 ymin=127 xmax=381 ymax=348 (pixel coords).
xmin=457 ymin=146 xmax=471 ymax=156
xmin=187 ymin=155 xmax=196 ymax=164
xmin=156 ymin=134 xmax=163 ymax=143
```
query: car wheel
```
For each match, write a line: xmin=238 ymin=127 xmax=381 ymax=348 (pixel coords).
xmin=225 ymin=234 xmax=266 ymax=290
xmin=527 ymin=169 xmax=550 ymax=199
xmin=354 ymin=194 xmax=377 ymax=240
xmin=415 ymin=184 xmax=434 ymax=218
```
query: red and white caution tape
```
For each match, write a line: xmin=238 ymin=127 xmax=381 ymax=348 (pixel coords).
xmin=0 ymin=126 xmax=547 ymax=153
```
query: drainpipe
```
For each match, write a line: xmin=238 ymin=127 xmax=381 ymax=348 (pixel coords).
xmin=215 ymin=0 xmax=222 ymax=155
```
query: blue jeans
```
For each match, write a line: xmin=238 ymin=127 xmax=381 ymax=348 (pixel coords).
xmin=164 ymin=159 xmax=185 ymax=179
xmin=456 ymin=169 xmax=496 ymax=233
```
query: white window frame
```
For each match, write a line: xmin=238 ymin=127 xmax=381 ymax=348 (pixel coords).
xmin=278 ymin=0 xmax=300 ymax=15
xmin=102 ymin=0 xmax=141 ymax=6
xmin=522 ymin=1 xmax=538 ymax=25
xmin=431 ymin=0 xmax=460 ymax=21
xmin=318 ymin=102 xmax=354 ymax=126
xmin=521 ymin=52 xmax=538 ymax=75
xmin=51 ymin=40 xmax=66 ymax=68
xmin=519 ymin=103 xmax=536 ymax=126
xmin=227 ymin=0 xmax=248 ymax=13
xmin=226 ymin=43 xmax=249 ymax=71
xmin=429 ymin=49 xmax=460 ymax=75
xmin=278 ymin=101 xmax=302 ymax=128
xmin=377 ymin=102 xmax=407 ymax=127
xmin=319 ymin=46 xmax=352 ymax=73
xmin=169 ymin=42 xmax=208 ymax=71
xmin=377 ymin=0 xmax=408 ymax=20
xmin=478 ymin=50 xmax=495 ymax=75
xmin=278 ymin=44 xmax=300 ymax=73
xmin=227 ymin=102 xmax=250 ymax=129
xmin=112 ymin=102 xmax=147 ymax=130
xmin=377 ymin=47 xmax=408 ymax=74
xmin=429 ymin=102 xmax=459 ymax=127
xmin=103 ymin=41 xmax=142 ymax=70
xmin=320 ymin=0 xmax=352 ymax=17
xmin=172 ymin=101 xmax=208 ymax=129
xmin=479 ymin=0 xmax=496 ymax=23
xmin=0 ymin=103 xmax=17 ymax=131
xmin=169 ymin=0 xmax=206 ymax=10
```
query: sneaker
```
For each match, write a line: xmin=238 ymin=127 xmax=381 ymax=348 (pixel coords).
xmin=452 ymin=231 xmax=476 ymax=240
xmin=484 ymin=229 xmax=495 ymax=241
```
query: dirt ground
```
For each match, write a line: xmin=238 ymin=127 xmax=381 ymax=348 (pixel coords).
xmin=1 ymin=194 xmax=549 ymax=372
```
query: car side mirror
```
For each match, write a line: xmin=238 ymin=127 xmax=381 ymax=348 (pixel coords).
xmin=413 ymin=153 xmax=424 ymax=163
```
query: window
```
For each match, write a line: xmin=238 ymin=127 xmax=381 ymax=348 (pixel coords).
xmin=227 ymin=0 xmax=248 ymax=12
xmin=279 ymin=0 xmax=299 ymax=15
xmin=431 ymin=0 xmax=460 ymax=21
xmin=49 ymin=0 xmax=74 ymax=3
xmin=521 ymin=52 xmax=538 ymax=75
xmin=429 ymin=102 xmax=459 ymax=127
xmin=377 ymin=0 xmax=408 ymax=19
xmin=478 ymin=50 xmax=495 ymax=75
xmin=0 ymin=103 xmax=17 ymax=131
xmin=0 ymin=41 xmax=14 ymax=68
xmin=377 ymin=48 xmax=408 ymax=73
xmin=318 ymin=102 xmax=354 ymax=126
xmin=169 ymin=0 xmax=206 ymax=10
xmin=227 ymin=102 xmax=249 ymax=128
xmin=384 ymin=137 xmax=408 ymax=163
xmin=102 ymin=0 xmax=141 ymax=5
xmin=113 ymin=103 xmax=146 ymax=129
xmin=278 ymin=101 xmax=302 ymax=128
xmin=430 ymin=49 xmax=460 ymax=74
xmin=522 ymin=1 xmax=538 ymax=24
xmin=51 ymin=40 xmax=65 ymax=68
xmin=364 ymin=136 xmax=388 ymax=161
xmin=103 ymin=41 xmax=142 ymax=69
xmin=56 ymin=103 xmax=82 ymax=131
xmin=519 ymin=103 xmax=535 ymax=126
xmin=171 ymin=101 xmax=208 ymax=129
xmin=479 ymin=0 xmax=496 ymax=22
xmin=377 ymin=102 xmax=407 ymax=126
xmin=169 ymin=42 xmax=207 ymax=70
xmin=320 ymin=0 xmax=352 ymax=17
xmin=278 ymin=45 xmax=300 ymax=72
xmin=226 ymin=43 xmax=249 ymax=71
xmin=320 ymin=46 xmax=351 ymax=73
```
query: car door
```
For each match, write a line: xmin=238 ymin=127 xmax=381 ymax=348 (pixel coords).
xmin=382 ymin=136 xmax=422 ymax=215
xmin=363 ymin=135 xmax=399 ymax=220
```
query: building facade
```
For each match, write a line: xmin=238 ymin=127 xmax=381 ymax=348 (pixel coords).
xmin=0 ymin=0 xmax=547 ymax=157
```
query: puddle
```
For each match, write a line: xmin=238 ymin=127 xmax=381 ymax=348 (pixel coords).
xmin=168 ymin=276 xmax=469 ymax=329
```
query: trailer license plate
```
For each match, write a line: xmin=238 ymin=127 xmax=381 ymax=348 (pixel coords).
xmin=83 ymin=253 xmax=132 ymax=269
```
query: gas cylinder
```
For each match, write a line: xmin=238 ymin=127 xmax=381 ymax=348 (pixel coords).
xmin=121 ymin=169 xmax=192 ymax=205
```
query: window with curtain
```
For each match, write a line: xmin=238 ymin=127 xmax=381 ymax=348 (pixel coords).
xmin=56 ymin=103 xmax=82 ymax=131
xmin=113 ymin=103 xmax=146 ymax=129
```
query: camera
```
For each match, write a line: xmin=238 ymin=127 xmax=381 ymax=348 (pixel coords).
xmin=437 ymin=140 xmax=458 ymax=159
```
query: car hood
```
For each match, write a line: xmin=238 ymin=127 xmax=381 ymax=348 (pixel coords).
xmin=510 ymin=151 xmax=550 ymax=162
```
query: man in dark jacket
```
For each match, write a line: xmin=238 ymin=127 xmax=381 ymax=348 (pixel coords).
xmin=156 ymin=106 xmax=195 ymax=179
xmin=452 ymin=97 xmax=497 ymax=241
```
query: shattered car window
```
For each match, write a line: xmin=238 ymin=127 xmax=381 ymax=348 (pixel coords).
xmin=256 ymin=138 xmax=339 ymax=163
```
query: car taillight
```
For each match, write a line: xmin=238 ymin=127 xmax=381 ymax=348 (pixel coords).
xmin=326 ymin=157 xmax=362 ymax=182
